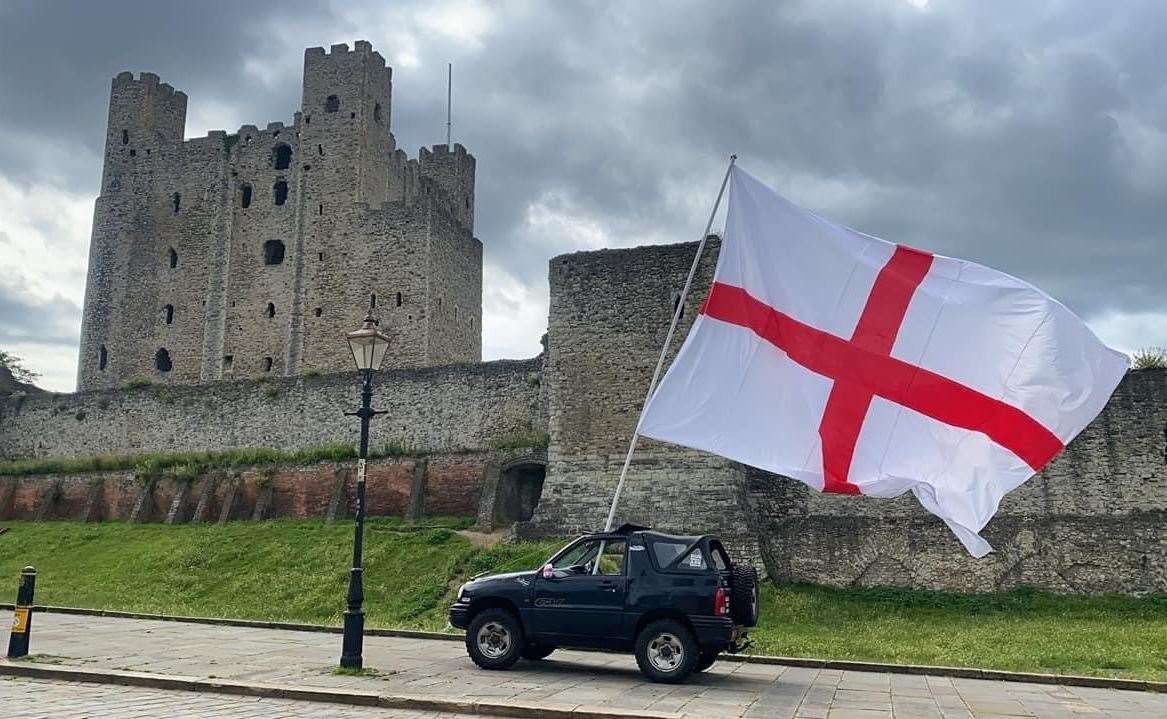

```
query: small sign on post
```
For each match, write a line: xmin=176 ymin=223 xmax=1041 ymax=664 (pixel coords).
xmin=6 ymin=566 xmax=36 ymax=658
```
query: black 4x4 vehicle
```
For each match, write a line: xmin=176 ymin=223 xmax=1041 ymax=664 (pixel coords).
xmin=448 ymin=524 xmax=759 ymax=683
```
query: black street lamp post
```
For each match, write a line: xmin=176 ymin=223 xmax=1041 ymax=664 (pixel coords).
xmin=340 ymin=309 xmax=391 ymax=670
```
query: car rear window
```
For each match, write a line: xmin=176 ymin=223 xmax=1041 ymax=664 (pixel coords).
xmin=651 ymin=540 xmax=689 ymax=568
xmin=650 ymin=539 xmax=708 ymax=571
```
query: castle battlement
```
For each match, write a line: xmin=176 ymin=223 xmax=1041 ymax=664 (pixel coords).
xmin=78 ymin=41 xmax=482 ymax=392
xmin=111 ymin=71 xmax=184 ymax=100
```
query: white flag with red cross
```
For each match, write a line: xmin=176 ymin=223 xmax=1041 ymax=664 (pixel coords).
xmin=638 ymin=166 xmax=1128 ymax=557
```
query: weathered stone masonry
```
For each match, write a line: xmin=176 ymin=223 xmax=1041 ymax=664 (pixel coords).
xmin=2 ymin=358 xmax=543 ymax=460
xmin=77 ymin=41 xmax=482 ymax=391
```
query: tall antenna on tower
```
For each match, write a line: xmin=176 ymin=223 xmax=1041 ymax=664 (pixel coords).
xmin=446 ymin=62 xmax=452 ymax=147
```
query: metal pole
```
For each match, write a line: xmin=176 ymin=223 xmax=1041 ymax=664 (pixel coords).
xmin=602 ymin=154 xmax=737 ymax=532
xmin=340 ymin=368 xmax=373 ymax=669
xmin=6 ymin=566 xmax=36 ymax=658
xmin=446 ymin=63 xmax=452 ymax=147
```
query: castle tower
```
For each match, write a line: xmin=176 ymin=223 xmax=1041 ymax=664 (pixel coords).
xmin=77 ymin=73 xmax=191 ymax=390
xmin=77 ymin=41 xmax=482 ymax=391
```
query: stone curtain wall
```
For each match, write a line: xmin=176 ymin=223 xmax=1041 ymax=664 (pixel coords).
xmin=750 ymin=368 xmax=1167 ymax=594
xmin=533 ymin=239 xmax=1167 ymax=594
xmin=0 ymin=359 xmax=543 ymax=460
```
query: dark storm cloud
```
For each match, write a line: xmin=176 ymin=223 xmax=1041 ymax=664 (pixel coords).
xmin=0 ymin=280 xmax=79 ymax=346
xmin=1 ymin=0 xmax=1165 ymax=374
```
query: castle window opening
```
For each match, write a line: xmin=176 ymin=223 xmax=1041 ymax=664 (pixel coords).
xmin=263 ymin=240 xmax=286 ymax=265
xmin=155 ymin=348 xmax=172 ymax=373
xmin=240 ymin=184 xmax=253 ymax=208
xmin=272 ymin=144 xmax=292 ymax=170
xmin=164 ymin=304 xmax=174 ymax=325
xmin=325 ymin=95 xmax=340 ymax=113
xmin=168 ymin=247 xmax=178 ymax=268
xmin=273 ymin=130 xmax=280 ymax=138
xmin=172 ymin=192 xmax=181 ymax=213
xmin=121 ymin=129 xmax=129 ymax=145
xmin=99 ymin=345 xmax=108 ymax=371
xmin=350 ymin=112 xmax=356 ymax=119
xmin=318 ymin=203 xmax=324 ymax=215
xmin=314 ymin=307 xmax=322 ymax=317
xmin=266 ymin=302 xmax=276 ymax=318
xmin=273 ymin=180 xmax=288 ymax=205
xmin=374 ymin=103 xmax=382 ymax=124
xmin=370 ymin=293 xmax=377 ymax=308
xmin=317 ymin=144 xmax=324 ymax=156
xmin=129 ymin=149 xmax=136 ymax=157
xmin=262 ymin=356 xmax=273 ymax=372
xmin=318 ymin=252 xmax=324 ymax=261
xmin=395 ymin=292 xmax=402 ymax=307
xmin=670 ymin=291 xmax=685 ymax=321
xmin=223 ymin=355 xmax=233 ymax=371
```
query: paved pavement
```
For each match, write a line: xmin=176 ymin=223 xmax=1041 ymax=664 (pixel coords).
xmin=1 ymin=675 xmax=479 ymax=718
xmin=2 ymin=610 xmax=1165 ymax=718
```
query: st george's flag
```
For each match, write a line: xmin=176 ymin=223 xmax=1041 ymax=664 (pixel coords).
xmin=638 ymin=166 xmax=1128 ymax=556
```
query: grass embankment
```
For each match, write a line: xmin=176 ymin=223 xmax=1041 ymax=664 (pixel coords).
xmin=1 ymin=520 xmax=1164 ymax=680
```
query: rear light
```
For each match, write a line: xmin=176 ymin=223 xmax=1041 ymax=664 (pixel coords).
xmin=714 ymin=587 xmax=730 ymax=616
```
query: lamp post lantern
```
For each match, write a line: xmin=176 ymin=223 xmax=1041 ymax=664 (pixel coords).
xmin=339 ymin=308 xmax=391 ymax=669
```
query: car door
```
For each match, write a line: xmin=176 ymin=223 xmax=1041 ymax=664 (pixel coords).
xmin=531 ymin=538 xmax=628 ymax=644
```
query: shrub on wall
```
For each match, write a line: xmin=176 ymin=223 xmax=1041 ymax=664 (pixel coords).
xmin=1132 ymin=347 xmax=1166 ymax=369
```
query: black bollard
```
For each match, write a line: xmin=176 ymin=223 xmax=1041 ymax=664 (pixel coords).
xmin=6 ymin=566 xmax=35 ymax=658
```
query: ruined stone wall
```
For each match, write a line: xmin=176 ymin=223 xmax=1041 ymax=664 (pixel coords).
xmin=533 ymin=240 xmax=1166 ymax=594
xmin=0 ymin=359 xmax=542 ymax=461
xmin=523 ymin=240 xmax=766 ymax=560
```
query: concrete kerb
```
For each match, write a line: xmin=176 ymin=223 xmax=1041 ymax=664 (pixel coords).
xmin=0 ymin=660 xmax=681 ymax=719
xmin=3 ymin=603 xmax=1164 ymax=695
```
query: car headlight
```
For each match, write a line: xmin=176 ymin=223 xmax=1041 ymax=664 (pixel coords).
xmin=458 ymin=583 xmax=469 ymax=601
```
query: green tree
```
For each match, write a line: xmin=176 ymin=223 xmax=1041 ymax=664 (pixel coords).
xmin=0 ymin=349 xmax=40 ymax=384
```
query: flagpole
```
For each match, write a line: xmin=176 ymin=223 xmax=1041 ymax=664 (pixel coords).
xmin=602 ymin=154 xmax=737 ymax=532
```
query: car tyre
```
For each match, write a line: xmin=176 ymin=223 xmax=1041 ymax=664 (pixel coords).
xmin=635 ymin=619 xmax=699 ymax=683
xmin=731 ymin=566 xmax=760 ymax=627
xmin=521 ymin=644 xmax=555 ymax=660
xmin=466 ymin=608 xmax=524 ymax=670
xmin=694 ymin=650 xmax=718 ymax=673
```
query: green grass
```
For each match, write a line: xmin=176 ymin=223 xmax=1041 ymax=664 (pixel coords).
xmin=753 ymin=583 xmax=1167 ymax=681
xmin=1 ymin=520 xmax=1163 ymax=680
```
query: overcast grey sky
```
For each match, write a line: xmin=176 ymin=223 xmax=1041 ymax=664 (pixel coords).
xmin=1 ymin=0 xmax=1164 ymax=391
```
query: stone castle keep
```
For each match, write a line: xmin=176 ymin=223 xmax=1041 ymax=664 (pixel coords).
xmin=1 ymin=42 xmax=1164 ymax=596
xmin=78 ymin=41 xmax=480 ymax=390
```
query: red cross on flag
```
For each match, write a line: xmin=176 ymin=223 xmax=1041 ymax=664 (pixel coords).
xmin=638 ymin=166 xmax=1128 ymax=556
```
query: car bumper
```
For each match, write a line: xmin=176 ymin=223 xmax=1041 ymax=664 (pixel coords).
xmin=689 ymin=616 xmax=736 ymax=649
xmin=448 ymin=599 xmax=471 ymax=630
